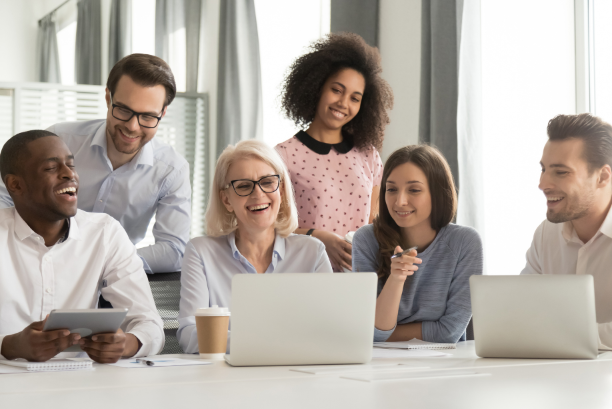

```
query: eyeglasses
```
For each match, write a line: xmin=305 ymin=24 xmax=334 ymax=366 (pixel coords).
xmin=111 ymin=101 xmax=163 ymax=129
xmin=224 ymin=175 xmax=281 ymax=197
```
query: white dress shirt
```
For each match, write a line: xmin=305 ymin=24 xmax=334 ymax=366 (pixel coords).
xmin=521 ymin=205 xmax=612 ymax=348
xmin=0 ymin=119 xmax=192 ymax=273
xmin=0 ymin=208 xmax=164 ymax=359
xmin=177 ymin=232 xmax=333 ymax=353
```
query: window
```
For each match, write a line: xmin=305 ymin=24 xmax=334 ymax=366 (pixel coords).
xmin=586 ymin=0 xmax=612 ymax=120
xmin=480 ymin=0 xmax=576 ymax=275
xmin=255 ymin=0 xmax=330 ymax=148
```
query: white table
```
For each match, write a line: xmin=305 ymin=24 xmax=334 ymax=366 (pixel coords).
xmin=2 ymin=342 xmax=612 ymax=409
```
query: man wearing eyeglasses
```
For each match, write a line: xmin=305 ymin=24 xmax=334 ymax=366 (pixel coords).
xmin=0 ymin=54 xmax=191 ymax=274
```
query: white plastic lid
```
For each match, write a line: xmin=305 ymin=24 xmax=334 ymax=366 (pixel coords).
xmin=195 ymin=305 xmax=231 ymax=316
xmin=344 ymin=231 xmax=356 ymax=244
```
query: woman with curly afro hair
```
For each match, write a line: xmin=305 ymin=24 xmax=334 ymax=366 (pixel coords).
xmin=275 ymin=32 xmax=393 ymax=272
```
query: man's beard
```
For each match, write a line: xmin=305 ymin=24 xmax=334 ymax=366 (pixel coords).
xmin=109 ymin=126 xmax=144 ymax=155
xmin=546 ymin=189 xmax=595 ymax=223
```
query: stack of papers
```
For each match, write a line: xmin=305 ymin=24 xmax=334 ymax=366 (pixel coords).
xmin=0 ymin=359 xmax=92 ymax=373
xmin=374 ymin=338 xmax=456 ymax=350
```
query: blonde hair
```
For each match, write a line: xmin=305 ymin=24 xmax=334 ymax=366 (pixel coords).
xmin=205 ymin=140 xmax=299 ymax=238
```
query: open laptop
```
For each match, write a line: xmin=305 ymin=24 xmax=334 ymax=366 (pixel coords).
xmin=470 ymin=275 xmax=599 ymax=359
xmin=224 ymin=273 xmax=377 ymax=366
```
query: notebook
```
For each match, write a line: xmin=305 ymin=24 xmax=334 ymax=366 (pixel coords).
xmin=0 ymin=359 xmax=93 ymax=372
xmin=374 ymin=338 xmax=456 ymax=350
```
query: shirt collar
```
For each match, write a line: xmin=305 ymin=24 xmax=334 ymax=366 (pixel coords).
xmin=561 ymin=203 xmax=612 ymax=243
xmin=91 ymin=122 xmax=155 ymax=168
xmin=295 ymin=130 xmax=354 ymax=155
xmin=13 ymin=209 xmax=81 ymax=242
xmin=599 ymin=204 xmax=612 ymax=239
xmin=227 ymin=231 xmax=286 ymax=262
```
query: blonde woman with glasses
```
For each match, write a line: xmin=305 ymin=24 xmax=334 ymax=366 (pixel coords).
xmin=177 ymin=140 xmax=332 ymax=354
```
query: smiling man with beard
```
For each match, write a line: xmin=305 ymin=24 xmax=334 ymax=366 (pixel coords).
xmin=0 ymin=130 xmax=163 ymax=362
xmin=522 ymin=113 xmax=612 ymax=349
xmin=0 ymin=54 xmax=191 ymax=274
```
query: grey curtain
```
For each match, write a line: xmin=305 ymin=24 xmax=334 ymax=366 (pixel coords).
xmin=185 ymin=0 xmax=201 ymax=93
xmin=109 ymin=0 xmax=132 ymax=70
xmin=37 ymin=14 xmax=61 ymax=83
xmin=330 ymin=0 xmax=379 ymax=47
xmin=419 ymin=0 xmax=463 ymax=187
xmin=216 ymin=0 xmax=262 ymax=157
xmin=155 ymin=0 xmax=201 ymax=92
xmin=75 ymin=0 xmax=102 ymax=85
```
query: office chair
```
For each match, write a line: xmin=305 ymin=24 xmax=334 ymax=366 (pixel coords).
xmin=98 ymin=271 xmax=184 ymax=354
xmin=147 ymin=272 xmax=184 ymax=354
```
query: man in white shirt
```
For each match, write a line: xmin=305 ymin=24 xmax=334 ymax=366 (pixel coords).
xmin=0 ymin=130 xmax=164 ymax=362
xmin=0 ymin=54 xmax=191 ymax=274
xmin=522 ymin=113 xmax=612 ymax=348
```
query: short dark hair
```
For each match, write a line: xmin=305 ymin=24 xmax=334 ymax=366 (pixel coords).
xmin=547 ymin=113 xmax=612 ymax=172
xmin=0 ymin=130 xmax=58 ymax=183
xmin=373 ymin=145 xmax=457 ymax=278
xmin=107 ymin=53 xmax=176 ymax=108
xmin=281 ymin=33 xmax=394 ymax=151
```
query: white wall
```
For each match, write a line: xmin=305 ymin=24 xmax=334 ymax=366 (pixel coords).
xmin=378 ymin=0 xmax=421 ymax=161
xmin=0 ymin=0 xmax=67 ymax=82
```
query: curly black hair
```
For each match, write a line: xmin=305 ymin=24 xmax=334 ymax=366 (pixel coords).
xmin=281 ymin=32 xmax=394 ymax=151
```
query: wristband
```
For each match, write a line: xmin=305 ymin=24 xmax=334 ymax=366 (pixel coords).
xmin=306 ymin=229 xmax=315 ymax=236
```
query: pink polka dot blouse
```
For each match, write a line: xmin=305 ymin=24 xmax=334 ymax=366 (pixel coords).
xmin=275 ymin=131 xmax=383 ymax=238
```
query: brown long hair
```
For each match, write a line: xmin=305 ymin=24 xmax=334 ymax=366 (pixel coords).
xmin=373 ymin=145 xmax=457 ymax=278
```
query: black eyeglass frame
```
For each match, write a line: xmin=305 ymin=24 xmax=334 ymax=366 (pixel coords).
xmin=111 ymin=100 xmax=163 ymax=129
xmin=225 ymin=174 xmax=281 ymax=197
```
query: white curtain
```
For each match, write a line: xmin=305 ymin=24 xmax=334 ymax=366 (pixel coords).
xmin=37 ymin=14 xmax=61 ymax=83
xmin=155 ymin=0 xmax=201 ymax=93
xmin=216 ymin=0 xmax=262 ymax=157
xmin=456 ymin=0 xmax=484 ymax=249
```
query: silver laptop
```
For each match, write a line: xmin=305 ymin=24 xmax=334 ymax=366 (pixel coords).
xmin=470 ymin=275 xmax=599 ymax=359
xmin=224 ymin=273 xmax=377 ymax=366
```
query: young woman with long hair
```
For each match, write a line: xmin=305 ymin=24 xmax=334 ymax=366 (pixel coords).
xmin=353 ymin=145 xmax=483 ymax=343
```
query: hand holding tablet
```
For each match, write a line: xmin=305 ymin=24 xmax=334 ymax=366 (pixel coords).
xmin=42 ymin=308 xmax=135 ymax=363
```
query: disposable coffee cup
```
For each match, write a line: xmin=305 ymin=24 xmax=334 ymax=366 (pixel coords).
xmin=195 ymin=305 xmax=231 ymax=360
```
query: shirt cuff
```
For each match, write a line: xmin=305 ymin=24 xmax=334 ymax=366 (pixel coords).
xmin=0 ymin=335 xmax=8 ymax=360
xmin=373 ymin=325 xmax=396 ymax=342
xmin=140 ymin=255 xmax=153 ymax=275
xmin=128 ymin=329 xmax=159 ymax=358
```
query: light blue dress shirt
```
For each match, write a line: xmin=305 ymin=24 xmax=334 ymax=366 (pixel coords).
xmin=0 ymin=119 xmax=191 ymax=273
xmin=177 ymin=231 xmax=333 ymax=354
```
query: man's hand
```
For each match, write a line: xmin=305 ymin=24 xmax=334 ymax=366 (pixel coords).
xmin=79 ymin=329 xmax=141 ymax=363
xmin=1 ymin=318 xmax=81 ymax=361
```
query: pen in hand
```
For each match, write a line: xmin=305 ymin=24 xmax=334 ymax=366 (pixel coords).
xmin=390 ymin=246 xmax=418 ymax=259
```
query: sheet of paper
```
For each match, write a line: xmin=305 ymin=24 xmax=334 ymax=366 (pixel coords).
xmin=109 ymin=358 xmax=213 ymax=368
xmin=372 ymin=348 xmax=450 ymax=359
xmin=290 ymin=364 xmax=429 ymax=375
xmin=341 ymin=369 xmax=490 ymax=383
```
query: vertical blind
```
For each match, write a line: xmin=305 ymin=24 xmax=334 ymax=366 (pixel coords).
xmin=0 ymin=82 xmax=208 ymax=240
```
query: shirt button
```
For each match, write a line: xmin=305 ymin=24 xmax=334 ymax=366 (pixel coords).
xmin=45 ymin=288 xmax=52 ymax=294
xmin=99 ymin=199 xmax=103 ymax=203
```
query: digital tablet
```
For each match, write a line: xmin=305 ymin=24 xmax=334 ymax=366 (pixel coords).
xmin=43 ymin=308 xmax=128 ymax=352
